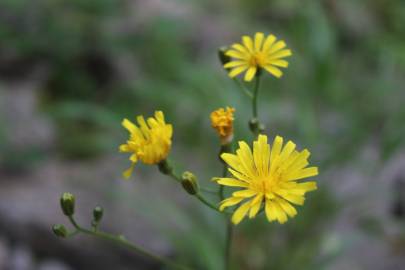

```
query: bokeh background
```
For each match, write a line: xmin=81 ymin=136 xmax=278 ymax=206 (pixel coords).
xmin=1 ymin=0 xmax=405 ymax=269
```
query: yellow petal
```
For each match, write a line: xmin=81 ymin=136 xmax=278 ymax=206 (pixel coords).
xmin=282 ymin=194 xmax=305 ymax=205
xmin=122 ymin=119 xmax=137 ymax=133
xmin=287 ymin=167 xmax=318 ymax=181
xmin=270 ymin=136 xmax=283 ymax=164
xmin=273 ymin=201 xmax=288 ymax=224
xmin=119 ymin=144 xmax=131 ymax=153
xmin=236 ymin=141 xmax=256 ymax=177
xmin=242 ymin=35 xmax=254 ymax=53
xmin=295 ymin=181 xmax=317 ymax=192
xmin=224 ymin=61 xmax=247 ymax=68
xmin=229 ymin=66 xmax=248 ymax=78
xmin=286 ymin=149 xmax=310 ymax=172
xmin=137 ymin=115 xmax=150 ymax=139
xmin=278 ymin=140 xmax=296 ymax=163
xmin=262 ymin=34 xmax=276 ymax=52
xmin=221 ymin=153 xmax=241 ymax=171
xmin=253 ymin=140 xmax=263 ymax=176
xmin=244 ymin=66 xmax=257 ymax=81
xmin=254 ymin=32 xmax=264 ymax=51
xmin=276 ymin=198 xmax=297 ymax=218
xmin=219 ymin=197 xmax=244 ymax=211
xmin=228 ymin=168 xmax=251 ymax=182
xmin=249 ymin=194 xmax=263 ymax=218
xmin=268 ymin=40 xmax=286 ymax=54
xmin=263 ymin=65 xmax=283 ymax=78
xmin=269 ymin=49 xmax=292 ymax=60
xmin=265 ymin=200 xmax=277 ymax=222
xmin=258 ymin=135 xmax=270 ymax=175
xmin=231 ymin=43 xmax=249 ymax=54
xmin=233 ymin=189 xmax=257 ymax=198
xmin=271 ymin=59 xmax=289 ymax=68
xmin=123 ymin=163 xmax=136 ymax=179
xmin=226 ymin=50 xmax=248 ymax=59
xmin=154 ymin=111 xmax=165 ymax=124
xmin=232 ymin=200 xmax=252 ymax=224
xmin=217 ymin=178 xmax=249 ymax=187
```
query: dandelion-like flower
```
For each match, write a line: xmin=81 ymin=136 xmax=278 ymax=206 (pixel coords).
xmin=224 ymin=32 xmax=292 ymax=81
xmin=214 ymin=134 xmax=318 ymax=225
xmin=119 ymin=111 xmax=173 ymax=179
xmin=210 ymin=107 xmax=235 ymax=145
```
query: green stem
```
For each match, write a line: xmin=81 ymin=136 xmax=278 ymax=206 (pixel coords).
xmin=233 ymin=79 xmax=253 ymax=99
xmin=220 ymin=162 xmax=233 ymax=270
xmin=224 ymin=221 xmax=233 ymax=270
xmin=68 ymin=216 xmax=190 ymax=270
xmin=252 ymin=74 xmax=262 ymax=119
xmin=219 ymin=164 xmax=228 ymax=200
xmin=166 ymin=170 xmax=221 ymax=213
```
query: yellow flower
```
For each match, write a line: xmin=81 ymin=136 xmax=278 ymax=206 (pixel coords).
xmin=224 ymin=32 xmax=292 ymax=81
xmin=214 ymin=134 xmax=318 ymax=225
xmin=210 ymin=107 xmax=235 ymax=145
xmin=119 ymin=111 xmax=173 ymax=179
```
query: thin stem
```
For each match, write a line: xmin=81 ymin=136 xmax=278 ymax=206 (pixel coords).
xmin=195 ymin=193 xmax=221 ymax=211
xmin=220 ymin=162 xmax=233 ymax=270
xmin=233 ymin=79 xmax=253 ymax=99
xmin=224 ymin=221 xmax=233 ymax=270
xmin=166 ymin=169 xmax=222 ymax=213
xmin=200 ymin=187 xmax=218 ymax=194
xmin=252 ymin=74 xmax=262 ymax=119
xmin=68 ymin=216 xmax=190 ymax=270
xmin=219 ymin=164 xmax=228 ymax=200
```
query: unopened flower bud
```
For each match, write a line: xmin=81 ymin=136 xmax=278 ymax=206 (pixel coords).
xmin=181 ymin=171 xmax=199 ymax=195
xmin=52 ymin=224 xmax=68 ymax=238
xmin=218 ymin=47 xmax=231 ymax=66
xmin=158 ymin=160 xmax=173 ymax=175
xmin=93 ymin=206 xmax=104 ymax=223
xmin=249 ymin=118 xmax=259 ymax=134
xmin=60 ymin=192 xmax=75 ymax=216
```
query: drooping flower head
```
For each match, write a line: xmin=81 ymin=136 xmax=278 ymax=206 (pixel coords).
xmin=119 ymin=111 xmax=173 ymax=179
xmin=214 ymin=134 xmax=318 ymax=225
xmin=210 ymin=107 xmax=235 ymax=145
xmin=224 ymin=32 xmax=292 ymax=81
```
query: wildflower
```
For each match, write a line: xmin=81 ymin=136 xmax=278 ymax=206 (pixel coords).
xmin=214 ymin=134 xmax=318 ymax=225
xmin=224 ymin=32 xmax=292 ymax=81
xmin=120 ymin=111 xmax=173 ymax=179
xmin=210 ymin=107 xmax=235 ymax=145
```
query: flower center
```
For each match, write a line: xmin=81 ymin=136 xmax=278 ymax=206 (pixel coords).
xmin=250 ymin=176 xmax=278 ymax=195
xmin=250 ymin=52 xmax=266 ymax=67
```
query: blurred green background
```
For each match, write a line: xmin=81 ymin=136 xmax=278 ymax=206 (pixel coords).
xmin=0 ymin=0 xmax=405 ymax=269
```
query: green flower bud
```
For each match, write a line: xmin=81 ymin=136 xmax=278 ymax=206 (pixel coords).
xmin=249 ymin=118 xmax=260 ymax=134
xmin=52 ymin=224 xmax=68 ymax=238
xmin=158 ymin=160 xmax=173 ymax=175
xmin=60 ymin=192 xmax=75 ymax=216
xmin=218 ymin=47 xmax=231 ymax=66
xmin=181 ymin=171 xmax=199 ymax=195
xmin=93 ymin=206 xmax=104 ymax=223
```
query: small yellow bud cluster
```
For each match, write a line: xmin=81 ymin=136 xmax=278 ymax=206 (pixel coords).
xmin=210 ymin=107 xmax=235 ymax=145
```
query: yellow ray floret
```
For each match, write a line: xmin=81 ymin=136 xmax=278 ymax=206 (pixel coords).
xmin=214 ymin=134 xmax=318 ymax=225
xmin=210 ymin=107 xmax=235 ymax=144
xmin=224 ymin=32 xmax=292 ymax=81
xmin=119 ymin=111 xmax=173 ymax=179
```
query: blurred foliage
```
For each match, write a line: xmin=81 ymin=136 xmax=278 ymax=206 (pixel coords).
xmin=1 ymin=0 xmax=405 ymax=269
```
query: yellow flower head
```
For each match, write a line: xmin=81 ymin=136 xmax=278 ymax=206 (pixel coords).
xmin=215 ymin=134 xmax=318 ymax=225
xmin=119 ymin=111 xmax=173 ymax=179
xmin=210 ymin=107 xmax=235 ymax=145
xmin=224 ymin=32 xmax=292 ymax=81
